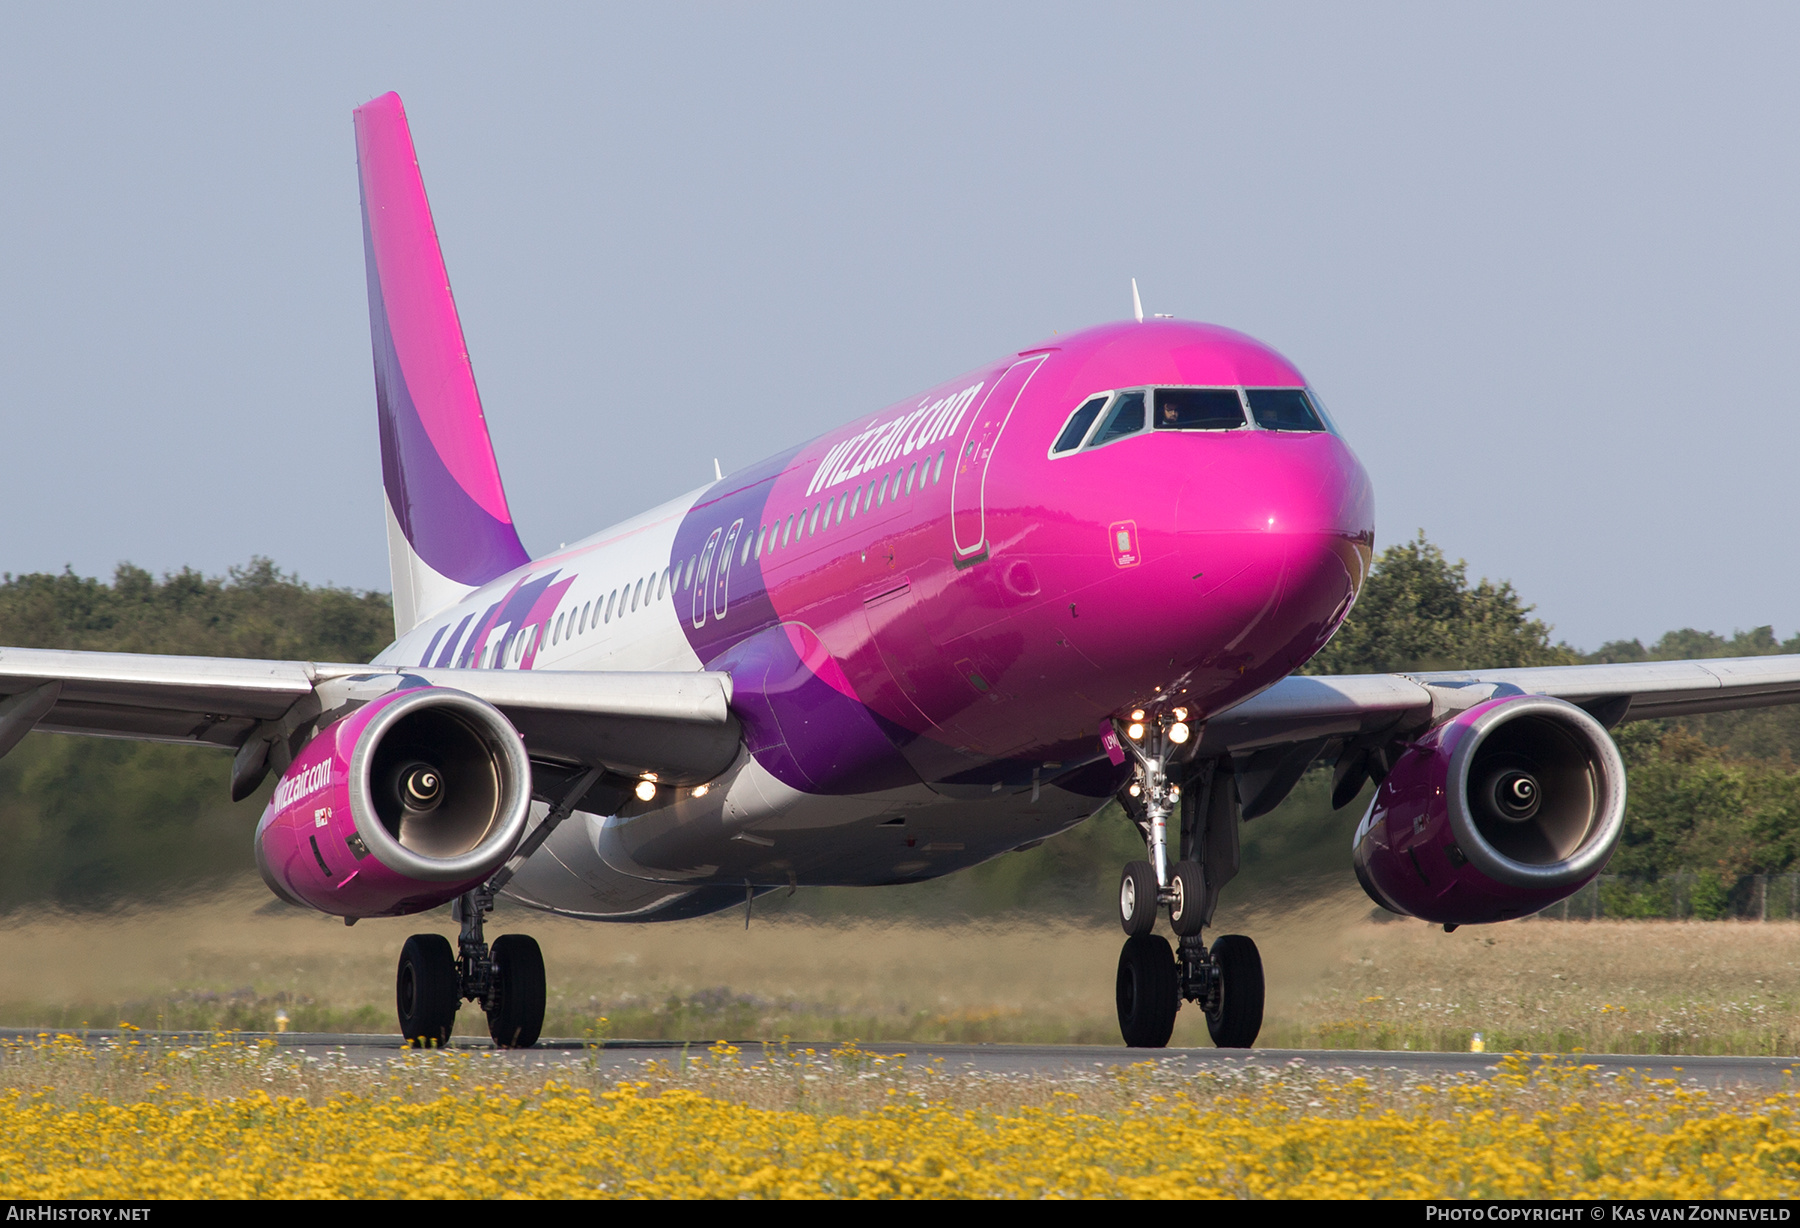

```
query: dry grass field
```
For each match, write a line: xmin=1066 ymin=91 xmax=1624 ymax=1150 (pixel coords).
xmin=2 ymin=882 xmax=1798 ymax=1054
xmin=5 ymin=889 xmax=1799 ymax=1197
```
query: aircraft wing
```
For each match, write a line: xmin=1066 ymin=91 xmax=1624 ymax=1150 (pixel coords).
xmin=0 ymin=646 xmax=740 ymax=788
xmin=1200 ymin=654 xmax=1800 ymax=816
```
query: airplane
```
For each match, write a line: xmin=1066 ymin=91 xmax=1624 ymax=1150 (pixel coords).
xmin=5 ymin=91 xmax=1800 ymax=1050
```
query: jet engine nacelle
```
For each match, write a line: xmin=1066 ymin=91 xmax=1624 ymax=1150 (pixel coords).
xmin=255 ymin=686 xmax=533 ymax=918
xmin=1352 ymin=695 xmax=1625 ymax=925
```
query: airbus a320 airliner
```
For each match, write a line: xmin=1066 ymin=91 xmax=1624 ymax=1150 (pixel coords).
xmin=6 ymin=93 xmax=1798 ymax=1049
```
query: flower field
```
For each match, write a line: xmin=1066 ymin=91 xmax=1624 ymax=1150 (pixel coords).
xmin=0 ymin=1036 xmax=1796 ymax=1198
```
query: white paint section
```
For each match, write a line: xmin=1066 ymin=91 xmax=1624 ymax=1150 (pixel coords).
xmin=378 ymin=485 xmax=712 ymax=673
xmin=383 ymin=495 xmax=476 ymax=636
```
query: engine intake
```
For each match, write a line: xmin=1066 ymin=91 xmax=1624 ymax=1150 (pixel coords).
xmin=1352 ymin=695 xmax=1625 ymax=925
xmin=256 ymin=686 xmax=533 ymax=917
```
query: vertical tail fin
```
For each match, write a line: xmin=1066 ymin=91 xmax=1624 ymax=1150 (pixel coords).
xmin=354 ymin=92 xmax=529 ymax=636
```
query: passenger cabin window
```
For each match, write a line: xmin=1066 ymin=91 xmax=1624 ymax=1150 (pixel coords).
xmin=1246 ymin=388 xmax=1326 ymax=432
xmin=1155 ymin=388 xmax=1246 ymax=431
xmin=1052 ymin=395 xmax=1110 ymax=453
xmin=1092 ymin=391 xmax=1147 ymax=445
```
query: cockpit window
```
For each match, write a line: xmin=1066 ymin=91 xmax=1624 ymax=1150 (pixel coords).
xmin=1092 ymin=391 xmax=1146 ymax=445
xmin=1246 ymin=388 xmax=1326 ymax=432
xmin=1051 ymin=395 xmax=1110 ymax=454
xmin=1155 ymin=388 xmax=1246 ymax=431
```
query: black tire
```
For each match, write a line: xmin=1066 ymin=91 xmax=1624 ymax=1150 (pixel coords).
xmin=1168 ymin=859 xmax=1207 ymax=937
xmin=1119 ymin=860 xmax=1158 ymax=936
xmin=397 ymin=933 xmax=459 ymax=1047
xmin=1205 ymin=933 xmax=1264 ymax=1049
xmin=1115 ymin=934 xmax=1179 ymax=1048
xmin=486 ymin=933 xmax=547 ymax=1049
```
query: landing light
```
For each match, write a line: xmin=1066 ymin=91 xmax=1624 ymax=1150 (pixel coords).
xmin=1173 ymin=707 xmax=1188 ymax=721
xmin=1128 ymin=783 xmax=1141 ymax=797
xmin=1126 ymin=722 xmax=1145 ymax=740
xmin=692 ymin=783 xmax=711 ymax=799
xmin=635 ymin=780 xmax=657 ymax=802
xmin=1169 ymin=722 xmax=1191 ymax=745
xmin=1130 ymin=709 xmax=1146 ymax=721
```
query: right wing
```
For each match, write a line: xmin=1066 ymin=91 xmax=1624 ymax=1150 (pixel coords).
xmin=0 ymin=646 xmax=740 ymax=793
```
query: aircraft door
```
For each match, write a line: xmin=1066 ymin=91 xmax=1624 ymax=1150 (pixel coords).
xmin=949 ymin=354 xmax=1048 ymax=561
xmin=690 ymin=527 xmax=722 ymax=628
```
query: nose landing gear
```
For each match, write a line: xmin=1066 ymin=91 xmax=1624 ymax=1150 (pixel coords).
xmin=1111 ymin=722 xmax=1265 ymax=1048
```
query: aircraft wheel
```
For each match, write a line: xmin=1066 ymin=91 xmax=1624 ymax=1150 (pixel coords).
xmin=1205 ymin=934 xmax=1265 ymax=1049
xmin=1116 ymin=933 xmax=1179 ymax=1048
xmin=486 ymin=933 xmax=547 ymax=1049
xmin=1167 ymin=860 xmax=1207 ymax=936
xmin=397 ymin=933 xmax=459 ymax=1047
xmin=1119 ymin=860 xmax=1158 ymax=936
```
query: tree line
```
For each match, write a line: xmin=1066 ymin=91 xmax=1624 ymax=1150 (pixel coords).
xmin=0 ymin=546 xmax=1795 ymax=915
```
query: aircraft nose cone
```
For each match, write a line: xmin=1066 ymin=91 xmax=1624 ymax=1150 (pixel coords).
xmin=1175 ymin=432 xmax=1372 ymax=541
xmin=1170 ymin=433 xmax=1374 ymax=688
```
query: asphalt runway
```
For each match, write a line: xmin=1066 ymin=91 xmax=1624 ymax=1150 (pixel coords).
xmin=4 ymin=1028 xmax=1797 ymax=1086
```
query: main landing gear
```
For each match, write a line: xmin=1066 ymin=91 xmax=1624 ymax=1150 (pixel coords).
xmin=393 ymin=766 xmax=607 ymax=1048
xmin=395 ymin=885 xmax=547 ymax=1049
xmin=1111 ymin=714 xmax=1265 ymax=1049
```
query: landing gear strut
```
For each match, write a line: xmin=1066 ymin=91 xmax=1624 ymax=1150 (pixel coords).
xmin=1110 ymin=723 xmax=1266 ymax=1049
xmin=394 ymin=767 xmax=605 ymax=1048
xmin=394 ymin=886 xmax=551 ymax=1049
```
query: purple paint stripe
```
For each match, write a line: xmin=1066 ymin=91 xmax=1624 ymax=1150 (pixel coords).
xmin=434 ymin=613 xmax=475 ymax=667
xmin=708 ymin=626 xmax=918 ymax=795
xmin=418 ymin=623 xmax=448 ymax=667
xmin=363 ymin=195 xmax=530 ymax=587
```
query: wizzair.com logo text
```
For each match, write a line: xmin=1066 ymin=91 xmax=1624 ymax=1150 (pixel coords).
xmin=273 ymin=760 xmax=334 ymax=811
xmin=805 ymin=381 xmax=983 ymax=496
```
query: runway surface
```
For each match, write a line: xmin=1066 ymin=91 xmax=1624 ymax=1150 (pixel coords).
xmin=4 ymin=1028 xmax=1797 ymax=1085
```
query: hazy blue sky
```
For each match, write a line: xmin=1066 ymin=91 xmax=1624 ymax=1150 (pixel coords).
xmin=3 ymin=3 xmax=1796 ymax=650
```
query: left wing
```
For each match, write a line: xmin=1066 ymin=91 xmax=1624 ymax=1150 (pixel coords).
xmin=1199 ymin=655 xmax=1800 ymax=817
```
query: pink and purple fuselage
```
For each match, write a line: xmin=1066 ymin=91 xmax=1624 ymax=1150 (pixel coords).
xmin=319 ymin=91 xmax=1377 ymax=912
xmin=365 ymin=318 xmax=1374 ymax=904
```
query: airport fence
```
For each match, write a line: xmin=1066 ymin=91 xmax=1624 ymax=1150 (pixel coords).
xmin=1534 ymin=872 xmax=1800 ymax=922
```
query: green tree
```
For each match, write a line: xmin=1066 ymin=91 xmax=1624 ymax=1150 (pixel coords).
xmin=0 ymin=557 xmax=391 ymax=660
xmin=0 ymin=562 xmax=394 ymax=910
xmin=1305 ymin=532 xmax=1576 ymax=675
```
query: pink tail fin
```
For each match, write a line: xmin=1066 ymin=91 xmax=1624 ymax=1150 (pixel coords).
xmin=355 ymin=92 xmax=529 ymax=634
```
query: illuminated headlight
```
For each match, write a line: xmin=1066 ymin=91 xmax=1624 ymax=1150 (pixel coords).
xmin=1130 ymin=709 xmax=1146 ymax=721
xmin=1128 ymin=782 xmax=1142 ymax=797
xmin=692 ymin=783 xmax=710 ymax=799
xmin=635 ymin=780 xmax=657 ymax=802
xmin=1127 ymin=722 xmax=1145 ymax=740
xmin=1169 ymin=722 xmax=1190 ymax=744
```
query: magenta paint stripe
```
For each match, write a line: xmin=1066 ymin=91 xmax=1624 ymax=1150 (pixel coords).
xmin=353 ymin=93 xmax=515 ymax=525
xmin=365 ymin=209 xmax=529 ymax=586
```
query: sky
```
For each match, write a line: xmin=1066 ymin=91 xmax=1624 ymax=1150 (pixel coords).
xmin=2 ymin=3 xmax=1796 ymax=650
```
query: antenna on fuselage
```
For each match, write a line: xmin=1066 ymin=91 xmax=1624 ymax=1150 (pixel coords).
xmin=1131 ymin=278 xmax=1144 ymax=323
xmin=713 ymin=458 xmax=723 ymax=481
